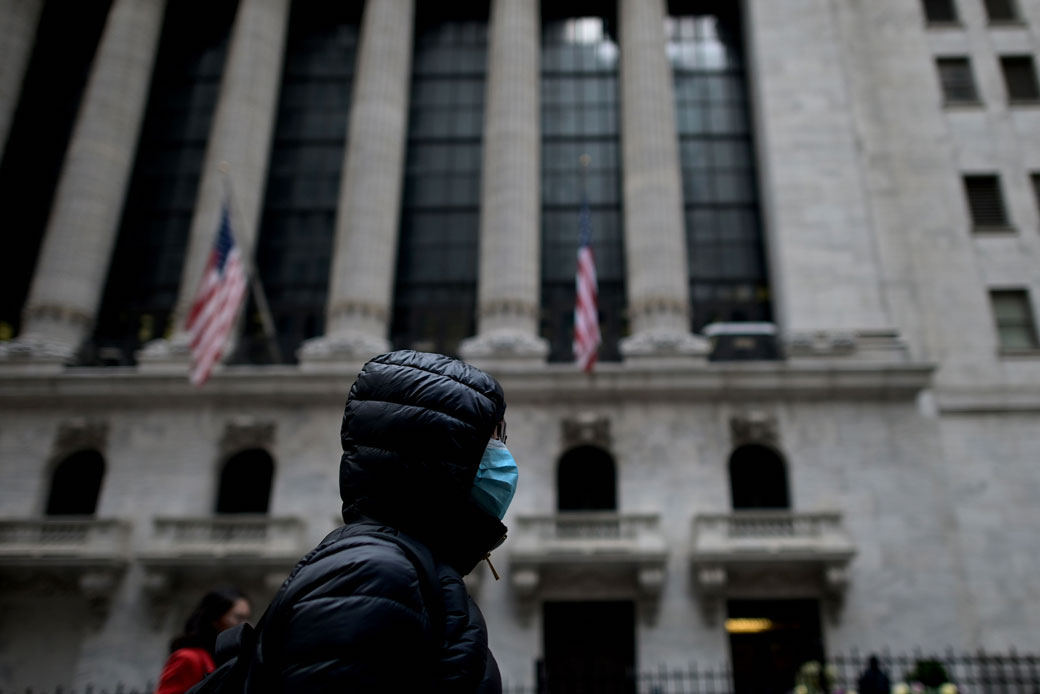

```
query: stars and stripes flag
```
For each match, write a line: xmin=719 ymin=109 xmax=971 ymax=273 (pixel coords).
xmin=186 ymin=201 xmax=247 ymax=386
xmin=573 ymin=195 xmax=601 ymax=372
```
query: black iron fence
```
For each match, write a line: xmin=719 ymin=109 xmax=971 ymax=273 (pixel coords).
xmin=4 ymin=651 xmax=1038 ymax=694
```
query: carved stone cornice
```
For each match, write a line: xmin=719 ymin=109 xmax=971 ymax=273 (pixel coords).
xmin=561 ymin=414 xmax=611 ymax=450
xmin=221 ymin=418 xmax=275 ymax=454
xmin=729 ymin=412 xmax=780 ymax=448
xmin=55 ymin=418 xmax=108 ymax=454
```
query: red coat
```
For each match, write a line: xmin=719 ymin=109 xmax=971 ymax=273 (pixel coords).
xmin=155 ymin=647 xmax=215 ymax=694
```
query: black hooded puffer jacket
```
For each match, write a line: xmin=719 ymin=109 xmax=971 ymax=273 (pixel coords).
xmin=252 ymin=351 xmax=508 ymax=693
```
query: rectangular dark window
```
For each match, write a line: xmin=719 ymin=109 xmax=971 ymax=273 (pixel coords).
xmin=1001 ymin=56 xmax=1040 ymax=102
xmin=668 ymin=6 xmax=772 ymax=334
xmin=922 ymin=0 xmax=958 ymax=23
xmin=937 ymin=58 xmax=980 ymax=104
xmin=963 ymin=175 xmax=1010 ymax=229
xmin=983 ymin=0 xmax=1018 ymax=22
xmin=990 ymin=290 xmax=1039 ymax=350
xmin=391 ymin=12 xmax=489 ymax=357
xmin=540 ymin=13 xmax=626 ymax=363
xmin=1032 ymin=173 xmax=1040 ymax=215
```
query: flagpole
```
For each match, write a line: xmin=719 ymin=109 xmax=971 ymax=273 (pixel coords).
xmin=218 ymin=162 xmax=283 ymax=363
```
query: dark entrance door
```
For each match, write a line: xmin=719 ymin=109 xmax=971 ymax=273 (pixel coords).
xmin=728 ymin=599 xmax=824 ymax=694
xmin=542 ymin=601 xmax=636 ymax=694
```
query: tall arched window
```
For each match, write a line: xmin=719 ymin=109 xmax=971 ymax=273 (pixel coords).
xmin=215 ymin=449 xmax=274 ymax=514
xmin=728 ymin=444 xmax=790 ymax=509
xmin=46 ymin=450 xmax=106 ymax=515
xmin=557 ymin=445 xmax=616 ymax=511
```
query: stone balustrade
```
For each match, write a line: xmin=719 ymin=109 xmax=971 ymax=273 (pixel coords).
xmin=144 ymin=515 xmax=305 ymax=563
xmin=0 ymin=517 xmax=131 ymax=564
xmin=691 ymin=510 xmax=856 ymax=560
xmin=509 ymin=512 xmax=668 ymax=601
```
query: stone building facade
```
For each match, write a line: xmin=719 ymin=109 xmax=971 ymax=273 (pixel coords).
xmin=1 ymin=0 xmax=1039 ymax=690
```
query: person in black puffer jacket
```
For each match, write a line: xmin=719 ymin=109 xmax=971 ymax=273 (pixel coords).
xmin=250 ymin=350 xmax=515 ymax=693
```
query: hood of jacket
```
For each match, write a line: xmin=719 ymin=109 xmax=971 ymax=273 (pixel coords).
xmin=339 ymin=350 xmax=508 ymax=574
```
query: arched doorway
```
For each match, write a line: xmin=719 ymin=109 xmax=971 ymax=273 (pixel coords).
xmin=728 ymin=444 xmax=790 ymax=509
xmin=46 ymin=450 xmax=105 ymax=515
xmin=557 ymin=445 xmax=617 ymax=511
xmin=215 ymin=448 xmax=274 ymax=514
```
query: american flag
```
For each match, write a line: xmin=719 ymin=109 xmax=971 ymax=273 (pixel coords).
xmin=186 ymin=201 xmax=247 ymax=386
xmin=573 ymin=195 xmax=601 ymax=372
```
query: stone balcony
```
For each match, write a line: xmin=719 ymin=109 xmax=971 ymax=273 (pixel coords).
xmin=689 ymin=511 xmax=856 ymax=618
xmin=0 ymin=517 xmax=132 ymax=568
xmin=139 ymin=515 xmax=306 ymax=594
xmin=0 ymin=518 xmax=132 ymax=614
xmin=508 ymin=512 xmax=668 ymax=601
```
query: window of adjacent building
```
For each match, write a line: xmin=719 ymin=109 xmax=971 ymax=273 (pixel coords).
xmin=0 ymin=1 xmax=112 ymax=341
xmin=922 ymin=0 xmax=958 ymax=23
xmin=540 ymin=13 xmax=626 ymax=363
xmin=667 ymin=5 xmax=773 ymax=333
xmin=239 ymin=4 xmax=361 ymax=364
xmin=46 ymin=450 xmax=106 ymax=516
xmin=983 ymin=0 xmax=1019 ymax=22
xmin=1032 ymin=173 xmax=1040 ymax=215
xmin=216 ymin=449 xmax=274 ymax=514
xmin=1001 ymin=56 xmax=1040 ymax=103
xmin=963 ymin=175 xmax=1010 ymax=230
xmin=86 ymin=0 xmax=238 ymax=366
xmin=557 ymin=445 xmax=617 ymax=511
xmin=989 ymin=290 xmax=1040 ymax=350
xmin=729 ymin=444 xmax=789 ymax=509
xmin=937 ymin=58 xmax=980 ymax=104
xmin=391 ymin=11 xmax=488 ymax=357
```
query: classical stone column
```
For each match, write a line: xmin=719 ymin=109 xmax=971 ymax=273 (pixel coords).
xmin=0 ymin=0 xmax=44 ymax=162
xmin=299 ymin=0 xmax=415 ymax=364
xmin=1 ymin=0 xmax=166 ymax=364
xmin=459 ymin=0 xmax=547 ymax=362
xmin=137 ymin=0 xmax=291 ymax=367
xmin=617 ymin=0 xmax=707 ymax=360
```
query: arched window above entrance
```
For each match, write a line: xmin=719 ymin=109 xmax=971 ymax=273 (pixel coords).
xmin=557 ymin=445 xmax=617 ymax=511
xmin=46 ymin=449 xmax=106 ymax=515
xmin=215 ymin=448 xmax=274 ymax=514
xmin=728 ymin=444 xmax=790 ymax=509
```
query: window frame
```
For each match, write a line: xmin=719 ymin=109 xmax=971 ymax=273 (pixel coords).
xmin=936 ymin=56 xmax=981 ymax=106
xmin=1000 ymin=55 xmax=1040 ymax=104
xmin=922 ymin=0 xmax=959 ymax=25
xmin=962 ymin=174 xmax=1013 ymax=232
xmin=989 ymin=289 xmax=1040 ymax=353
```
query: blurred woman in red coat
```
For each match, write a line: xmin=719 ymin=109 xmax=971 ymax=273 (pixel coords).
xmin=155 ymin=587 xmax=251 ymax=694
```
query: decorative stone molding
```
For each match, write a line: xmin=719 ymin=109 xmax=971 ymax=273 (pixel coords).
xmin=785 ymin=329 xmax=908 ymax=361
xmin=55 ymin=418 xmax=108 ymax=455
xmin=79 ymin=569 xmax=121 ymax=628
xmin=0 ymin=335 xmax=75 ymax=365
xmin=561 ymin=414 xmax=611 ymax=450
xmin=135 ymin=332 xmax=192 ymax=372
xmin=689 ymin=511 xmax=857 ymax=624
xmin=729 ymin=412 xmax=780 ymax=448
xmin=220 ymin=418 xmax=275 ymax=455
xmin=327 ymin=300 xmax=390 ymax=325
xmin=297 ymin=331 xmax=390 ymax=367
xmin=459 ymin=329 xmax=549 ymax=361
xmin=619 ymin=328 xmax=710 ymax=360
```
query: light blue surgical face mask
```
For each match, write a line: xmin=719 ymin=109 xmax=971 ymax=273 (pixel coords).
xmin=470 ymin=438 xmax=518 ymax=520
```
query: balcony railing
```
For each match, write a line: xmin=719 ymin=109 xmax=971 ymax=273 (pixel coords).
xmin=508 ymin=512 xmax=668 ymax=599
xmin=512 ymin=512 xmax=666 ymax=556
xmin=0 ymin=517 xmax=131 ymax=566
xmin=691 ymin=511 xmax=856 ymax=562
xmin=142 ymin=515 xmax=305 ymax=565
